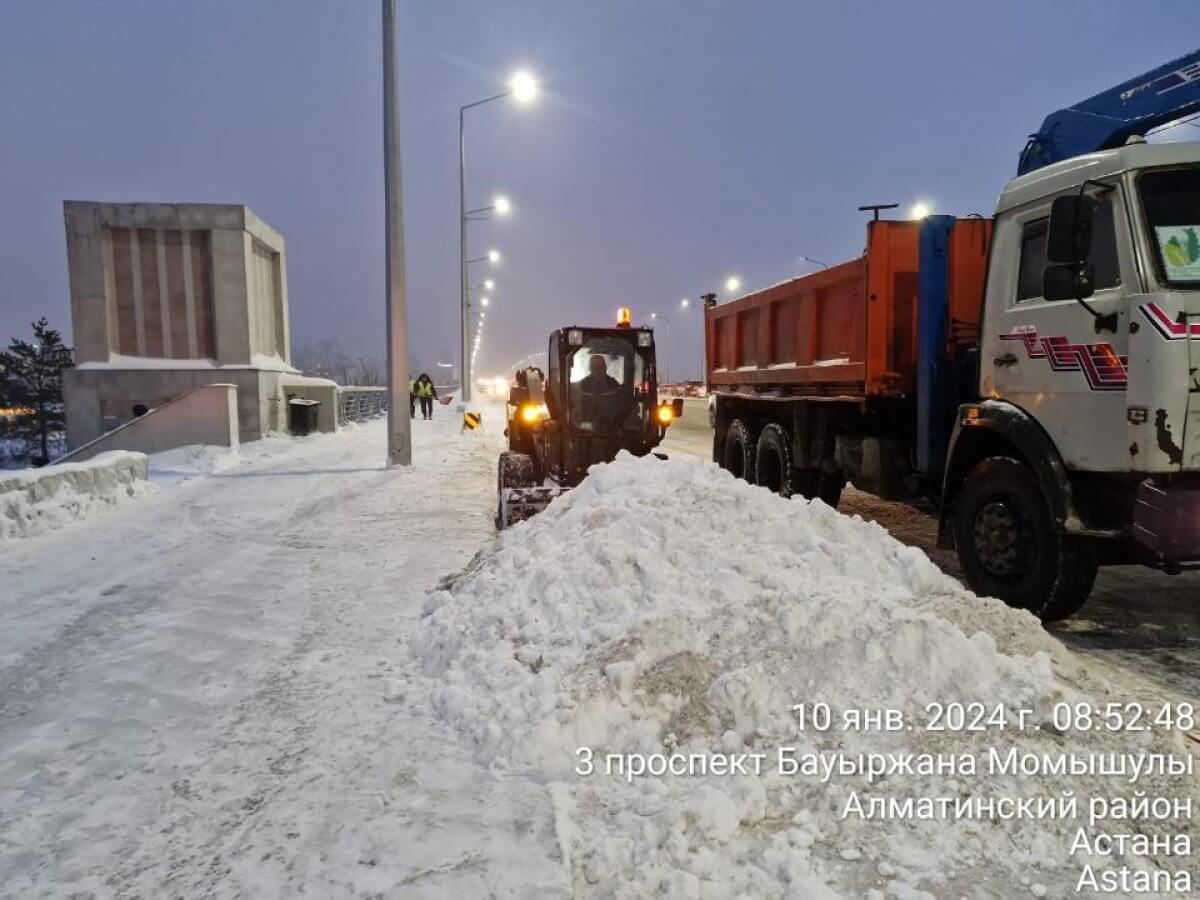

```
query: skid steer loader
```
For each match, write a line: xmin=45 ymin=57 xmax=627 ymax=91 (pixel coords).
xmin=496 ymin=308 xmax=683 ymax=529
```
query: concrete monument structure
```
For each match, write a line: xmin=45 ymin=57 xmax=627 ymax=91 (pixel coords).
xmin=61 ymin=201 xmax=333 ymax=448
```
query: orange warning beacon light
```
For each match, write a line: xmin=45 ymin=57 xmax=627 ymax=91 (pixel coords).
xmin=616 ymin=306 xmax=632 ymax=328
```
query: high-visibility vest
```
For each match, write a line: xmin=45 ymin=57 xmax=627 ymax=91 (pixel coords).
xmin=416 ymin=381 xmax=433 ymax=398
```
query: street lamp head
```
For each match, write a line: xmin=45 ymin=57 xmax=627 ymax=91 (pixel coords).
xmin=493 ymin=195 xmax=511 ymax=215
xmin=911 ymin=201 xmax=931 ymax=220
xmin=650 ymin=312 xmax=658 ymax=319
xmin=510 ymin=70 xmax=538 ymax=104
xmin=487 ymin=249 xmax=501 ymax=264
xmin=725 ymin=276 xmax=741 ymax=293
xmin=680 ymin=298 xmax=690 ymax=309
xmin=483 ymin=279 xmax=495 ymax=290
xmin=480 ymin=296 xmax=490 ymax=307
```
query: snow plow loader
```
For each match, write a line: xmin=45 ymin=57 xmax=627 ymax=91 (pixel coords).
xmin=496 ymin=308 xmax=683 ymax=529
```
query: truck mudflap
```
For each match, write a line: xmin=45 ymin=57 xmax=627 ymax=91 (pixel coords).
xmin=497 ymin=485 xmax=568 ymax=530
xmin=1132 ymin=477 xmax=1200 ymax=571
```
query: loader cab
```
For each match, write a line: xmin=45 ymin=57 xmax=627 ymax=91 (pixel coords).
xmin=542 ymin=323 xmax=666 ymax=486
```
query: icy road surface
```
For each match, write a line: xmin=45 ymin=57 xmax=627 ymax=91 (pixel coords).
xmin=0 ymin=411 xmax=571 ymax=898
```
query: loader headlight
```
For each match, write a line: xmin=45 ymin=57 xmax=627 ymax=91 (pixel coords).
xmin=520 ymin=402 xmax=549 ymax=424
xmin=655 ymin=404 xmax=674 ymax=426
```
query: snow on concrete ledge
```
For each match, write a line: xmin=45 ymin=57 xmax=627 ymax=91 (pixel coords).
xmin=0 ymin=450 xmax=152 ymax=541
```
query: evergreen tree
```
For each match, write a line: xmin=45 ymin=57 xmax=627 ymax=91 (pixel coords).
xmin=0 ymin=319 xmax=74 ymax=465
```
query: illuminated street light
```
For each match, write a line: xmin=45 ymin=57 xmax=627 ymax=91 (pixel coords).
xmin=911 ymin=201 xmax=931 ymax=219
xmin=484 ymin=279 xmax=495 ymax=291
xmin=680 ymin=298 xmax=690 ymax=309
xmin=510 ymin=70 xmax=539 ymax=104
xmin=725 ymin=276 xmax=741 ymax=294
xmin=459 ymin=70 xmax=540 ymax=402
xmin=493 ymin=195 xmax=511 ymax=215
xmin=488 ymin=249 xmax=501 ymax=263
xmin=480 ymin=296 xmax=490 ymax=307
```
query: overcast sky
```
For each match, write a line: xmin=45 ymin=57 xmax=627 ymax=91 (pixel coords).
xmin=2 ymin=1 xmax=1198 ymax=379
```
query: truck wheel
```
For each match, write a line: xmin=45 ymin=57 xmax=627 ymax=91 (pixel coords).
xmin=792 ymin=468 xmax=843 ymax=507
xmin=723 ymin=419 xmax=757 ymax=483
xmin=952 ymin=457 xmax=1096 ymax=621
xmin=755 ymin=424 xmax=794 ymax=496
xmin=818 ymin=471 xmax=845 ymax=508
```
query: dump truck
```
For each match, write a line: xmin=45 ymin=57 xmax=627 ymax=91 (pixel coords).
xmin=705 ymin=50 xmax=1200 ymax=620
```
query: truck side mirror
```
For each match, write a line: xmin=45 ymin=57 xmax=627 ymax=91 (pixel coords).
xmin=1046 ymin=194 xmax=1094 ymax=263
xmin=671 ymin=397 xmax=684 ymax=417
xmin=1043 ymin=262 xmax=1095 ymax=302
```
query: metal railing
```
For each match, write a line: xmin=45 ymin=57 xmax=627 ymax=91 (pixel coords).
xmin=338 ymin=386 xmax=388 ymax=425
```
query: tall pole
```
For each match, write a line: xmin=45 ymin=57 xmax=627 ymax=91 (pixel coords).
xmin=382 ymin=0 xmax=411 ymax=465
xmin=458 ymin=110 xmax=471 ymax=403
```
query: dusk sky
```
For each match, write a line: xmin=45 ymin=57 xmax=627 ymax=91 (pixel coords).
xmin=3 ymin=1 xmax=1199 ymax=380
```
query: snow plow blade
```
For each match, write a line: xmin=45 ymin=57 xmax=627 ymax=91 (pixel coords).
xmin=497 ymin=485 xmax=567 ymax=530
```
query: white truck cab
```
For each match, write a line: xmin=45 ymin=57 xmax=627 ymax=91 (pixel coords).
xmin=983 ymin=141 xmax=1200 ymax=475
xmin=941 ymin=140 xmax=1200 ymax=617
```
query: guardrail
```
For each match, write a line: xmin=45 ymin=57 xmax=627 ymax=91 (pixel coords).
xmin=338 ymin=387 xmax=388 ymax=424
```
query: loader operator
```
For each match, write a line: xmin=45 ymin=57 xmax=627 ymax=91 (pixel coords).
xmin=578 ymin=354 xmax=625 ymax=426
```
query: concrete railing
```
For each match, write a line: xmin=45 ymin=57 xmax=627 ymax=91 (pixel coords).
xmin=1 ymin=450 xmax=149 ymax=540
xmin=56 ymin=383 xmax=239 ymax=465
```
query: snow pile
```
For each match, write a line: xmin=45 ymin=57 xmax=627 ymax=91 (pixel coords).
xmin=148 ymin=443 xmax=241 ymax=483
xmin=414 ymin=453 xmax=1196 ymax=898
xmin=0 ymin=450 xmax=152 ymax=540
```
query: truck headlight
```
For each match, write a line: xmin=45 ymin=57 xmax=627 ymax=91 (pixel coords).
xmin=520 ymin=403 xmax=548 ymax=424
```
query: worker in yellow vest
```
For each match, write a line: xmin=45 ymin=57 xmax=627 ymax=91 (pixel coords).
xmin=408 ymin=376 xmax=417 ymax=418
xmin=414 ymin=373 xmax=438 ymax=420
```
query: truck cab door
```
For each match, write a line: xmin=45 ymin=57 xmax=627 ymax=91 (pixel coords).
xmin=981 ymin=186 xmax=1134 ymax=471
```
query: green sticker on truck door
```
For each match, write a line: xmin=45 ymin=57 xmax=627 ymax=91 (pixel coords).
xmin=1155 ymin=226 xmax=1200 ymax=280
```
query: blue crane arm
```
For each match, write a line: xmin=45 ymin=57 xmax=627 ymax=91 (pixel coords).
xmin=1018 ymin=49 xmax=1200 ymax=176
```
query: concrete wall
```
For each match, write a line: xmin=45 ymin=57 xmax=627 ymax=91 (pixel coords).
xmin=62 ymin=201 xmax=296 ymax=449
xmin=58 ymin=384 xmax=239 ymax=464
xmin=65 ymin=367 xmax=286 ymax=446
xmin=281 ymin=375 xmax=340 ymax=433
xmin=65 ymin=201 xmax=288 ymax=367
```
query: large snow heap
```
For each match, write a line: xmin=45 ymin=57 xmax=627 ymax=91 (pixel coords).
xmin=414 ymin=452 xmax=1196 ymax=898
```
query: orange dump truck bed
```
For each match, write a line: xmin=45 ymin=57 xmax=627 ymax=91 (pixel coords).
xmin=705 ymin=218 xmax=991 ymax=397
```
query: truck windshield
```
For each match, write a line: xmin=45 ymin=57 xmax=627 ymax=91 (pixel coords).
xmin=1141 ymin=167 xmax=1200 ymax=287
xmin=566 ymin=338 xmax=648 ymax=430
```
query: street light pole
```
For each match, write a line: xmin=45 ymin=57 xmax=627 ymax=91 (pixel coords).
xmin=458 ymin=92 xmax=508 ymax=405
xmin=459 ymin=105 xmax=469 ymax=403
xmin=382 ymin=0 xmax=411 ymax=466
xmin=457 ymin=72 xmax=537 ymax=404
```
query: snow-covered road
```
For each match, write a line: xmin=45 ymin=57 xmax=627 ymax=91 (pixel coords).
xmin=1 ymin=411 xmax=571 ymax=898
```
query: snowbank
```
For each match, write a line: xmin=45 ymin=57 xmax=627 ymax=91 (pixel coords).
xmin=147 ymin=444 xmax=241 ymax=483
xmin=414 ymin=453 xmax=1197 ymax=898
xmin=0 ymin=450 xmax=152 ymax=540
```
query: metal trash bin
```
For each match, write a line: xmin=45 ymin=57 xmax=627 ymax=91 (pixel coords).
xmin=288 ymin=397 xmax=321 ymax=436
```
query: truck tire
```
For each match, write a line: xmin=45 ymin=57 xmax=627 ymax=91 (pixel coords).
xmin=723 ymin=419 xmax=757 ymax=484
xmin=818 ymin=471 xmax=845 ymax=509
xmin=952 ymin=457 xmax=1096 ymax=621
xmin=793 ymin=469 xmax=844 ymax=508
xmin=755 ymin=424 xmax=794 ymax=496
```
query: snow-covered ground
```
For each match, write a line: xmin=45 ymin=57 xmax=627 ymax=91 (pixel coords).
xmin=2 ymin=408 xmax=1196 ymax=898
xmin=1 ymin=408 xmax=571 ymax=897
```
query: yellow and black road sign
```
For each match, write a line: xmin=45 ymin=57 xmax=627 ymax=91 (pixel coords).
xmin=462 ymin=410 xmax=482 ymax=431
